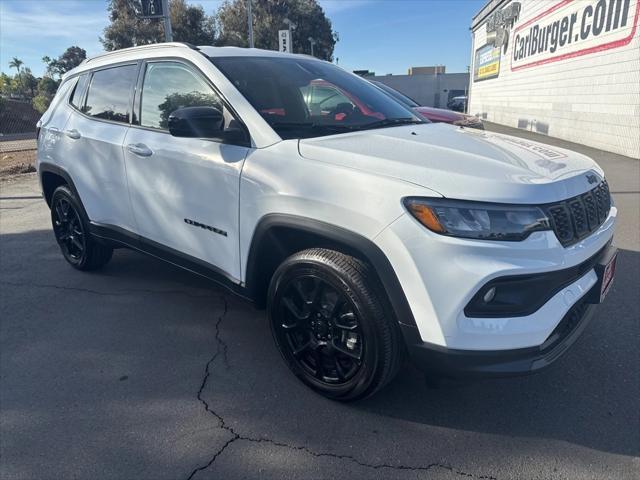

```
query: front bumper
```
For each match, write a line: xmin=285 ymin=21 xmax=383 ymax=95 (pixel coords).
xmin=400 ymin=295 xmax=596 ymax=377
xmin=375 ymin=204 xmax=617 ymax=351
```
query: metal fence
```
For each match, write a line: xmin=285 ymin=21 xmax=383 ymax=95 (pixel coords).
xmin=0 ymin=99 xmax=40 ymax=139
xmin=0 ymin=138 xmax=37 ymax=153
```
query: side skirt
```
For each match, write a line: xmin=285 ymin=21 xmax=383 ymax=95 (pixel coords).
xmin=89 ymin=222 xmax=254 ymax=303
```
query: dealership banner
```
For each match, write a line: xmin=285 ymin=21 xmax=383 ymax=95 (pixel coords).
xmin=511 ymin=0 xmax=640 ymax=71
xmin=474 ymin=44 xmax=502 ymax=81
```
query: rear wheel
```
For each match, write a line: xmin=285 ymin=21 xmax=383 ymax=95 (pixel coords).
xmin=51 ymin=185 xmax=113 ymax=271
xmin=268 ymin=248 xmax=403 ymax=401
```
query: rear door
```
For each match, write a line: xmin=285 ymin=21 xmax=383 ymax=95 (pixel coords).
xmin=63 ymin=63 xmax=139 ymax=231
xmin=37 ymin=77 xmax=78 ymax=169
xmin=123 ymin=60 xmax=249 ymax=281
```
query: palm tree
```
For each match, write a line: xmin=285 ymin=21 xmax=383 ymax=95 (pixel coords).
xmin=9 ymin=57 xmax=23 ymax=73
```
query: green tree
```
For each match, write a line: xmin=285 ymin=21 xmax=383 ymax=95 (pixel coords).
xmin=9 ymin=57 xmax=23 ymax=73
xmin=3 ymin=57 xmax=38 ymax=98
xmin=14 ymin=68 xmax=38 ymax=100
xmin=171 ymin=0 xmax=216 ymax=45
xmin=43 ymin=46 xmax=87 ymax=79
xmin=101 ymin=0 xmax=216 ymax=51
xmin=101 ymin=0 xmax=163 ymax=50
xmin=0 ymin=72 xmax=14 ymax=96
xmin=32 ymin=76 xmax=60 ymax=113
xmin=216 ymin=0 xmax=337 ymax=60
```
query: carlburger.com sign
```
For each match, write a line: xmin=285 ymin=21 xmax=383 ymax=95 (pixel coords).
xmin=511 ymin=0 xmax=639 ymax=71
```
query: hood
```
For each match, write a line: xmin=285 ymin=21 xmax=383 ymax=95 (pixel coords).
xmin=298 ymin=123 xmax=603 ymax=204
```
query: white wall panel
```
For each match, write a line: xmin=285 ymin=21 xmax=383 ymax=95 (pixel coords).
xmin=470 ymin=0 xmax=640 ymax=158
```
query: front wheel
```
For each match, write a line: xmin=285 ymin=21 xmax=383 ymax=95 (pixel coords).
xmin=50 ymin=185 xmax=113 ymax=271
xmin=268 ymin=248 xmax=404 ymax=401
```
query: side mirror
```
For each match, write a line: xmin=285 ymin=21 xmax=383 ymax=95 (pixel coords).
xmin=168 ymin=106 xmax=224 ymax=138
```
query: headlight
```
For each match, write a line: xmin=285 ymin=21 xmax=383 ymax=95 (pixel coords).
xmin=403 ymin=197 xmax=551 ymax=241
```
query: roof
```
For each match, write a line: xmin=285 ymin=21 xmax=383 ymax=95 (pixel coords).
xmin=198 ymin=45 xmax=313 ymax=60
xmin=64 ymin=42 xmax=319 ymax=80
xmin=80 ymin=42 xmax=314 ymax=66
xmin=80 ymin=42 xmax=196 ymax=65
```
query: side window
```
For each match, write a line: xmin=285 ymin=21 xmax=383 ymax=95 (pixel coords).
xmin=69 ymin=74 xmax=88 ymax=110
xmin=306 ymin=85 xmax=356 ymax=117
xmin=140 ymin=62 xmax=223 ymax=130
xmin=84 ymin=64 xmax=137 ymax=123
xmin=313 ymin=86 xmax=353 ymax=110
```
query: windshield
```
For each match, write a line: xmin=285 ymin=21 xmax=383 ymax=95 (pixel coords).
xmin=371 ymin=81 xmax=421 ymax=108
xmin=211 ymin=56 xmax=425 ymax=139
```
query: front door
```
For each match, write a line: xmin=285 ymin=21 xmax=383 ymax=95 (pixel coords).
xmin=123 ymin=60 xmax=249 ymax=281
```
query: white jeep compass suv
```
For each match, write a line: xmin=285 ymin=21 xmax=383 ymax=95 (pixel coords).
xmin=37 ymin=43 xmax=617 ymax=401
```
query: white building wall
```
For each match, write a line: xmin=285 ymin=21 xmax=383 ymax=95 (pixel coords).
xmin=372 ymin=73 xmax=470 ymax=108
xmin=469 ymin=0 xmax=640 ymax=159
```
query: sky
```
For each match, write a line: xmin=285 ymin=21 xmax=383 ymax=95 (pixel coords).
xmin=0 ymin=0 xmax=484 ymax=77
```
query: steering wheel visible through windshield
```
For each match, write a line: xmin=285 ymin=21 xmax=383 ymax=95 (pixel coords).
xmin=211 ymin=56 xmax=425 ymax=139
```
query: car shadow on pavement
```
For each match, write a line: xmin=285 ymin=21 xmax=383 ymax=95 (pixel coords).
xmin=1 ymin=229 xmax=638 ymax=479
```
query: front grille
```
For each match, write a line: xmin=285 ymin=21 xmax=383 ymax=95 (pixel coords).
xmin=543 ymin=180 xmax=611 ymax=247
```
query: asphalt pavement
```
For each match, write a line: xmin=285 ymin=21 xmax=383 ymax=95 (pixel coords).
xmin=1 ymin=126 xmax=638 ymax=479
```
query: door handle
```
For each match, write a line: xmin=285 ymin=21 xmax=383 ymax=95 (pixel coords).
xmin=127 ymin=143 xmax=153 ymax=157
xmin=64 ymin=129 xmax=81 ymax=140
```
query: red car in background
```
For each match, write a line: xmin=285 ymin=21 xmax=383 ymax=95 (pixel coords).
xmin=259 ymin=78 xmax=482 ymax=130
xmin=371 ymin=80 xmax=484 ymax=130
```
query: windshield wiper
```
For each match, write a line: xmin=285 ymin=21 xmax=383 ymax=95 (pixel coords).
xmin=268 ymin=121 xmax=357 ymax=132
xmin=267 ymin=119 xmax=423 ymax=138
xmin=358 ymin=117 xmax=425 ymax=131
xmin=267 ymin=121 xmax=314 ymax=129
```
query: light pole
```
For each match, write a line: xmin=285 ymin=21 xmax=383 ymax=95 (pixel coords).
xmin=247 ymin=0 xmax=254 ymax=48
xmin=161 ymin=0 xmax=172 ymax=42
xmin=283 ymin=18 xmax=297 ymax=52
xmin=308 ymin=37 xmax=316 ymax=57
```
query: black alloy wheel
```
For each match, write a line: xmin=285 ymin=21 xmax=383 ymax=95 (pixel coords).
xmin=269 ymin=248 xmax=404 ymax=401
xmin=52 ymin=195 xmax=86 ymax=265
xmin=50 ymin=185 xmax=113 ymax=271
xmin=276 ymin=274 xmax=365 ymax=385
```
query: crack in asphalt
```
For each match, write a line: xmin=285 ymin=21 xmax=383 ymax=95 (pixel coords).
xmin=2 ymin=279 xmax=495 ymax=479
xmin=0 ymin=280 xmax=216 ymax=299
xmin=187 ymin=297 xmax=497 ymax=480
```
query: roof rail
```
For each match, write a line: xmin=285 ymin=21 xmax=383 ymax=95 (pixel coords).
xmin=82 ymin=42 xmax=197 ymax=65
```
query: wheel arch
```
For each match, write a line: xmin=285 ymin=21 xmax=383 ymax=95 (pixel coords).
xmin=39 ymin=163 xmax=87 ymax=215
xmin=244 ymin=214 xmax=416 ymax=327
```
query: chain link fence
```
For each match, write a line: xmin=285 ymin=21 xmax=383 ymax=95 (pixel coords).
xmin=0 ymin=98 xmax=40 ymax=141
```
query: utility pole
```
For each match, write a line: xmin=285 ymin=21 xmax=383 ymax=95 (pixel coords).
xmin=247 ymin=0 xmax=254 ymax=48
xmin=308 ymin=37 xmax=316 ymax=57
xmin=161 ymin=0 xmax=172 ymax=42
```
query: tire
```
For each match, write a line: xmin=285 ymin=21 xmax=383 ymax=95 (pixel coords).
xmin=50 ymin=185 xmax=113 ymax=271
xmin=268 ymin=248 xmax=404 ymax=401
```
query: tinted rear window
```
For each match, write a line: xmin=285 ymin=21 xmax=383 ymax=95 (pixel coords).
xmin=84 ymin=65 xmax=137 ymax=123
xmin=373 ymin=81 xmax=420 ymax=108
